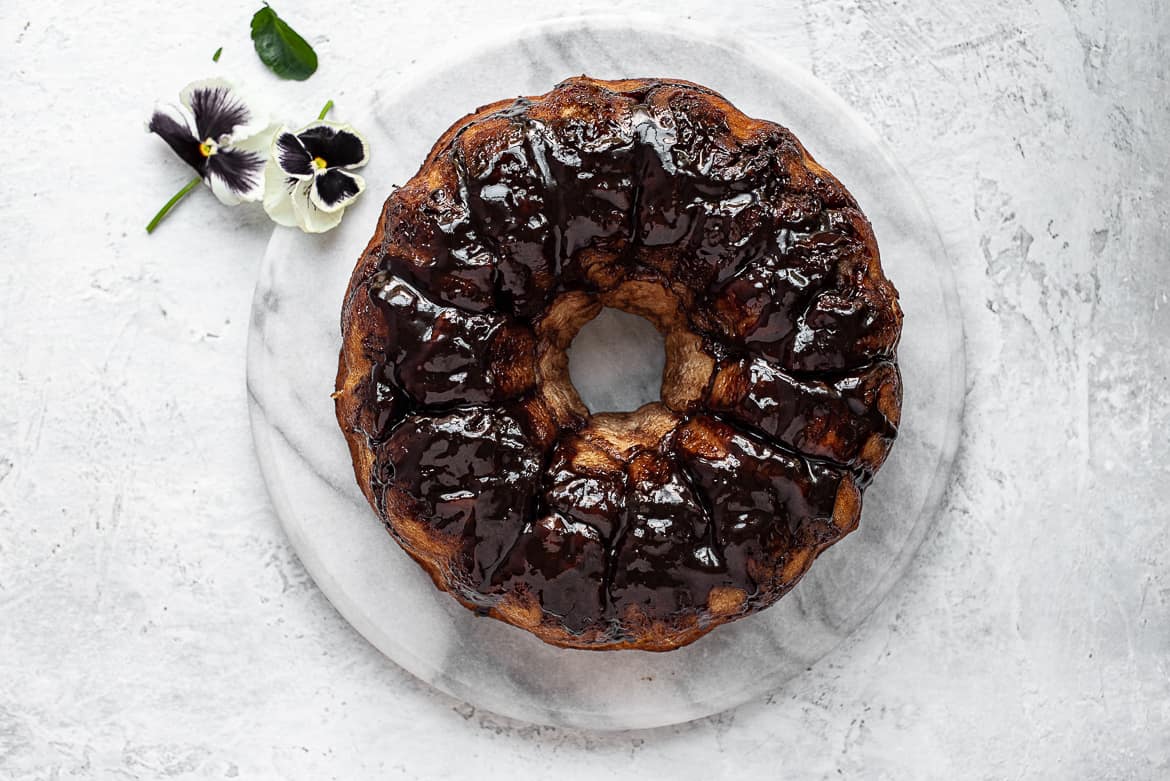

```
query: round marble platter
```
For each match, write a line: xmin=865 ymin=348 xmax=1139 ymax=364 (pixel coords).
xmin=247 ymin=16 xmax=965 ymax=730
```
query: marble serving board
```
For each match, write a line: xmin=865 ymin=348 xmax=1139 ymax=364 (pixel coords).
xmin=246 ymin=16 xmax=964 ymax=730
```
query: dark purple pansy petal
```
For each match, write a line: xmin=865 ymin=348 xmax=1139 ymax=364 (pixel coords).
xmin=189 ymin=84 xmax=252 ymax=141
xmin=205 ymin=148 xmax=265 ymax=197
xmin=313 ymin=169 xmax=362 ymax=208
xmin=298 ymin=124 xmax=367 ymax=169
xmin=274 ymin=131 xmax=314 ymax=177
xmin=148 ymin=110 xmax=206 ymax=174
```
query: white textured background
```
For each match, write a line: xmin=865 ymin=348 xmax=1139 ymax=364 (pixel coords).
xmin=1 ymin=1 xmax=1167 ymax=778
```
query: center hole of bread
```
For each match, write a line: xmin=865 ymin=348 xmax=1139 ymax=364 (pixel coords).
xmin=568 ymin=307 xmax=666 ymax=413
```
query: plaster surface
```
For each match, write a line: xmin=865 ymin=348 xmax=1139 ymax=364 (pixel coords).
xmin=0 ymin=0 xmax=1167 ymax=778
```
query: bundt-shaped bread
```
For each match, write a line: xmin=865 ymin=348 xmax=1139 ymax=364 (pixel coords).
xmin=335 ymin=76 xmax=902 ymax=651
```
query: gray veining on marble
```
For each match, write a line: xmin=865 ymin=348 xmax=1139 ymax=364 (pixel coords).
xmin=1 ymin=0 xmax=1167 ymax=777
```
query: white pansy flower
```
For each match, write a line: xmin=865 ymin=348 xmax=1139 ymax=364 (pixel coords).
xmin=264 ymin=120 xmax=369 ymax=233
xmin=148 ymin=78 xmax=277 ymax=206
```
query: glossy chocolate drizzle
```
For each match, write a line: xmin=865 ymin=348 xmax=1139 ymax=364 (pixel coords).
xmin=354 ymin=78 xmax=902 ymax=640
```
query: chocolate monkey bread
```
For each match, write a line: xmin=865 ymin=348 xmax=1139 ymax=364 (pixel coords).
xmin=334 ymin=77 xmax=902 ymax=651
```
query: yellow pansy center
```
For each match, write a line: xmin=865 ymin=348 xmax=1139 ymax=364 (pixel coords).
xmin=312 ymin=156 xmax=328 ymax=170
xmin=199 ymin=138 xmax=218 ymax=158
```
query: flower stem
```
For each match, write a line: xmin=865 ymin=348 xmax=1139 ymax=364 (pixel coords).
xmin=146 ymin=176 xmax=202 ymax=234
xmin=318 ymin=100 xmax=334 ymax=120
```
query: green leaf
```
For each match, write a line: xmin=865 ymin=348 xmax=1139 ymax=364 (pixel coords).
xmin=212 ymin=46 xmax=222 ymax=62
xmin=250 ymin=5 xmax=318 ymax=81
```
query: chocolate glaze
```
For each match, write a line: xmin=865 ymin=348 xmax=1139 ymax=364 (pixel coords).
xmin=379 ymin=406 xmax=542 ymax=592
xmin=491 ymin=512 xmax=608 ymax=632
xmin=368 ymin=272 xmax=537 ymax=410
xmin=377 ymin=155 xmax=498 ymax=313
xmin=369 ymin=272 xmax=503 ymax=406
xmin=674 ymin=416 xmax=854 ymax=580
xmin=349 ymin=77 xmax=901 ymax=644
xmin=708 ymin=356 xmax=901 ymax=476
xmin=609 ymin=449 xmax=732 ymax=620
